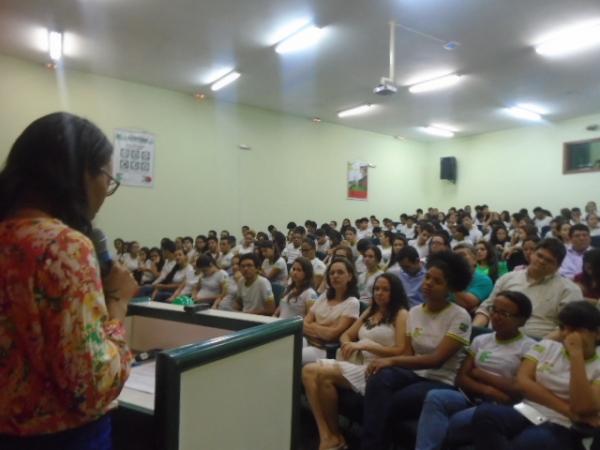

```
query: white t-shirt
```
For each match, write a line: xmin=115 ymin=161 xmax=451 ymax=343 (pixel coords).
xmin=282 ymin=243 xmax=302 ymax=265
xmin=195 ymin=269 xmax=228 ymax=300
xmin=408 ymin=303 xmax=471 ymax=385
xmin=358 ymin=269 xmax=383 ymax=301
xmin=153 ymin=259 xmax=177 ymax=285
xmin=122 ymin=253 xmax=139 ymax=272
xmin=262 ymin=257 xmax=288 ymax=286
xmin=310 ymin=295 xmax=360 ymax=325
xmin=409 ymin=239 xmax=430 ymax=259
xmin=237 ymin=243 xmax=254 ymax=255
xmin=356 ymin=228 xmax=372 ymax=240
xmin=467 ymin=227 xmax=483 ymax=244
xmin=355 ymin=255 xmax=367 ymax=275
xmin=176 ymin=265 xmax=197 ymax=296
xmin=317 ymin=239 xmax=331 ymax=254
xmin=217 ymin=251 xmax=234 ymax=272
xmin=279 ymin=287 xmax=318 ymax=319
xmin=468 ymin=332 xmax=535 ymax=379
xmin=237 ymin=275 xmax=274 ymax=313
xmin=311 ymin=258 xmax=327 ymax=278
xmin=523 ymin=339 xmax=600 ymax=427
xmin=140 ymin=259 xmax=156 ymax=284
xmin=379 ymin=245 xmax=392 ymax=265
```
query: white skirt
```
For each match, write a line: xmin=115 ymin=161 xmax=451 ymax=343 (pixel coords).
xmin=319 ymin=358 xmax=368 ymax=396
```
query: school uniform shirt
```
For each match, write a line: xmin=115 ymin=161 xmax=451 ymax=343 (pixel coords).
xmin=450 ymin=238 xmax=473 ymax=249
xmin=140 ymin=259 xmax=156 ymax=284
xmin=237 ymin=243 xmax=254 ymax=255
xmin=311 ymin=258 xmax=327 ymax=278
xmin=121 ymin=253 xmax=139 ymax=272
xmin=175 ymin=265 xmax=197 ymax=296
xmin=261 ymin=257 xmax=288 ymax=286
xmin=408 ymin=238 xmax=430 ymax=259
xmin=196 ymin=269 xmax=228 ymax=300
xmin=379 ymin=245 xmax=392 ymax=265
xmin=534 ymin=216 xmax=552 ymax=234
xmin=217 ymin=251 xmax=234 ymax=272
xmin=523 ymin=339 xmax=600 ymax=428
xmin=467 ymin=227 xmax=483 ymax=244
xmin=358 ymin=269 xmax=383 ymax=300
xmin=354 ymin=255 xmax=367 ymax=275
xmin=408 ymin=303 xmax=471 ymax=385
xmin=236 ymin=275 xmax=274 ymax=313
xmin=279 ymin=288 xmax=318 ymax=319
xmin=468 ymin=332 xmax=535 ymax=379
xmin=282 ymin=243 xmax=302 ymax=265
xmin=308 ymin=295 xmax=360 ymax=347
xmin=476 ymin=270 xmax=582 ymax=339
xmin=316 ymin=239 xmax=331 ymax=254
xmin=152 ymin=259 xmax=177 ymax=285
xmin=356 ymin=228 xmax=372 ymax=240
xmin=590 ymin=226 xmax=600 ymax=237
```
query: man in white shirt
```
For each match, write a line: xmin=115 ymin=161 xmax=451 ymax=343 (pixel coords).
xmin=300 ymin=238 xmax=327 ymax=287
xmin=587 ymin=213 xmax=600 ymax=237
xmin=217 ymin=238 xmax=234 ymax=273
xmin=462 ymin=215 xmax=483 ymax=243
xmin=356 ymin=217 xmax=372 ymax=240
xmin=315 ymin=229 xmax=330 ymax=255
xmin=236 ymin=231 xmax=255 ymax=255
xmin=234 ymin=253 xmax=275 ymax=315
xmin=408 ymin=223 xmax=434 ymax=259
xmin=282 ymin=228 xmax=303 ymax=265
xmin=533 ymin=207 xmax=552 ymax=235
xmin=474 ymin=238 xmax=582 ymax=339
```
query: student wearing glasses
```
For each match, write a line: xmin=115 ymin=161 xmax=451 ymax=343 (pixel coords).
xmin=473 ymin=239 xmax=582 ymax=340
xmin=0 ymin=113 xmax=137 ymax=449
xmin=415 ymin=291 xmax=534 ymax=450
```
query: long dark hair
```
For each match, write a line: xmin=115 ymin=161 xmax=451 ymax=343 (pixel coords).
xmin=284 ymin=257 xmax=314 ymax=302
xmin=476 ymin=240 xmax=500 ymax=282
xmin=325 ymin=256 xmax=359 ymax=300
xmin=0 ymin=112 xmax=113 ymax=237
xmin=364 ymin=273 xmax=409 ymax=325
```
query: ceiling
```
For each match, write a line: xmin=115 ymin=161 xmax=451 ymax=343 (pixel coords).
xmin=1 ymin=0 xmax=600 ymax=141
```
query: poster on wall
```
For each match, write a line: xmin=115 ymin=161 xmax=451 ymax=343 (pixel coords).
xmin=113 ymin=129 xmax=155 ymax=188
xmin=347 ymin=161 xmax=368 ymax=200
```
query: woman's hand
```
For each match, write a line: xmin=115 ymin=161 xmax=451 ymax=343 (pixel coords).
xmin=103 ymin=263 xmax=138 ymax=322
xmin=365 ymin=357 xmax=394 ymax=378
xmin=340 ymin=342 xmax=361 ymax=360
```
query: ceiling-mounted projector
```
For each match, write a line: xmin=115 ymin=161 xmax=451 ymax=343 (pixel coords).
xmin=373 ymin=78 xmax=398 ymax=95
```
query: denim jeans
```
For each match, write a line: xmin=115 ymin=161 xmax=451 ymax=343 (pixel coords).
xmin=472 ymin=403 xmax=583 ymax=450
xmin=361 ymin=367 xmax=455 ymax=450
xmin=415 ymin=389 xmax=476 ymax=450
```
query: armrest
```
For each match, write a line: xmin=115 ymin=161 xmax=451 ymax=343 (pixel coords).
xmin=324 ymin=342 xmax=340 ymax=359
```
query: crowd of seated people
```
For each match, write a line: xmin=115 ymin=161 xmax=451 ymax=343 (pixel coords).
xmin=114 ymin=201 xmax=600 ymax=450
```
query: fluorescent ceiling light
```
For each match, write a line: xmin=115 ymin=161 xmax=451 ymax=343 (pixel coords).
xmin=516 ymin=103 xmax=547 ymax=115
xmin=430 ymin=123 xmax=458 ymax=133
xmin=421 ymin=126 xmax=455 ymax=138
xmin=210 ymin=71 xmax=241 ymax=91
xmin=506 ymin=106 xmax=543 ymax=121
xmin=269 ymin=18 xmax=311 ymax=46
xmin=48 ymin=31 xmax=62 ymax=61
xmin=337 ymin=104 xmax=375 ymax=118
xmin=409 ymin=74 xmax=461 ymax=94
xmin=535 ymin=21 xmax=600 ymax=57
xmin=275 ymin=25 xmax=323 ymax=54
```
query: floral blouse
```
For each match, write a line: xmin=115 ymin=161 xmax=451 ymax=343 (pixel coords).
xmin=0 ymin=217 xmax=132 ymax=435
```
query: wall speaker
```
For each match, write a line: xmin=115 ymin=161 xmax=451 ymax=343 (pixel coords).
xmin=440 ymin=157 xmax=457 ymax=183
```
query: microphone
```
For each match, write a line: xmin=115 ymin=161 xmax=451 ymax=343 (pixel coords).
xmin=91 ymin=228 xmax=114 ymax=278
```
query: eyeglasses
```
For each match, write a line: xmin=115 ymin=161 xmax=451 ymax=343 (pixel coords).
xmin=101 ymin=169 xmax=120 ymax=196
xmin=487 ymin=305 xmax=519 ymax=319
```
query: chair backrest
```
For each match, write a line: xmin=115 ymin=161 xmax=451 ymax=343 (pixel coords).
xmin=592 ymin=236 xmax=600 ymax=248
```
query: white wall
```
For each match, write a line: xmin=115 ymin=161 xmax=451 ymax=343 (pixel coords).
xmin=427 ymin=114 xmax=600 ymax=214
xmin=0 ymin=54 xmax=429 ymax=245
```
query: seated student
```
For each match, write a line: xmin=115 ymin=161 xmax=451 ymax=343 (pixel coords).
xmin=342 ymin=226 xmax=359 ymax=260
xmin=113 ymin=237 xmax=126 ymax=263
xmin=475 ymin=240 xmax=508 ymax=283
xmin=388 ymin=246 xmax=426 ymax=307
xmin=472 ymin=301 xmax=600 ymax=450
xmin=452 ymin=244 xmax=493 ymax=313
xmin=415 ymin=291 xmax=535 ymax=450
xmin=533 ymin=207 xmax=552 ymax=235
xmin=474 ymin=239 xmax=583 ymax=340
xmin=490 ymin=225 xmax=511 ymax=254
xmin=587 ymin=212 xmax=600 ymax=237
xmin=316 ymin=228 xmax=331 ymax=255
xmin=122 ymin=241 xmax=141 ymax=273
xmin=574 ymin=248 xmax=600 ymax=302
xmin=282 ymin=227 xmax=303 ymax=265
xmin=182 ymin=236 xmax=197 ymax=265
xmin=319 ymin=245 xmax=356 ymax=294
xmin=206 ymin=235 xmax=220 ymax=261
xmin=138 ymin=239 xmax=177 ymax=297
xmin=153 ymin=249 xmax=195 ymax=303
xmin=357 ymin=246 xmax=384 ymax=302
xmin=258 ymin=240 xmax=288 ymax=288
xmin=356 ymin=217 xmax=373 ymax=240
xmin=409 ymin=223 xmax=434 ymax=259
xmin=300 ymin=238 xmax=327 ymax=288
xmin=361 ymin=251 xmax=473 ymax=450
xmin=139 ymin=246 xmax=162 ymax=285
xmin=191 ymin=254 xmax=228 ymax=304
xmin=274 ymin=257 xmax=317 ymax=319
xmin=386 ymin=235 xmax=409 ymax=271
xmin=213 ymin=255 xmax=241 ymax=311
xmin=233 ymin=253 xmax=275 ymax=315
xmin=217 ymin=236 xmax=234 ymax=273
xmin=194 ymin=234 xmax=208 ymax=256
xmin=237 ymin=230 xmax=255 ymax=255
xmin=378 ymin=230 xmax=394 ymax=266
xmin=462 ymin=215 xmax=483 ymax=244
xmin=559 ymin=221 xmax=572 ymax=246
xmin=354 ymin=238 xmax=372 ymax=275
xmin=302 ymin=273 xmax=409 ymax=450
xmin=429 ymin=232 xmax=451 ymax=256
xmin=451 ymin=224 xmax=473 ymax=249
xmin=560 ymin=224 xmax=592 ymax=280
xmin=303 ymin=257 xmax=360 ymax=365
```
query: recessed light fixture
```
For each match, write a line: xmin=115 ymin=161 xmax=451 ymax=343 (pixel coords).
xmin=275 ymin=25 xmax=324 ymax=54
xmin=421 ymin=125 xmax=455 ymax=138
xmin=506 ymin=106 xmax=543 ymax=121
xmin=535 ymin=21 xmax=600 ymax=57
xmin=210 ymin=71 xmax=241 ymax=91
xmin=194 ymin=92 xmax=206 ymax=100
xmin=311 ymin=117 xmax=322 ymax=123
xmin=48 ymin=31 xmax=63 ymax=61
xmin=408 ymin=74 xmax=462 ymax=94
xmin=337 ymin=104 xmax=375 ymax=118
